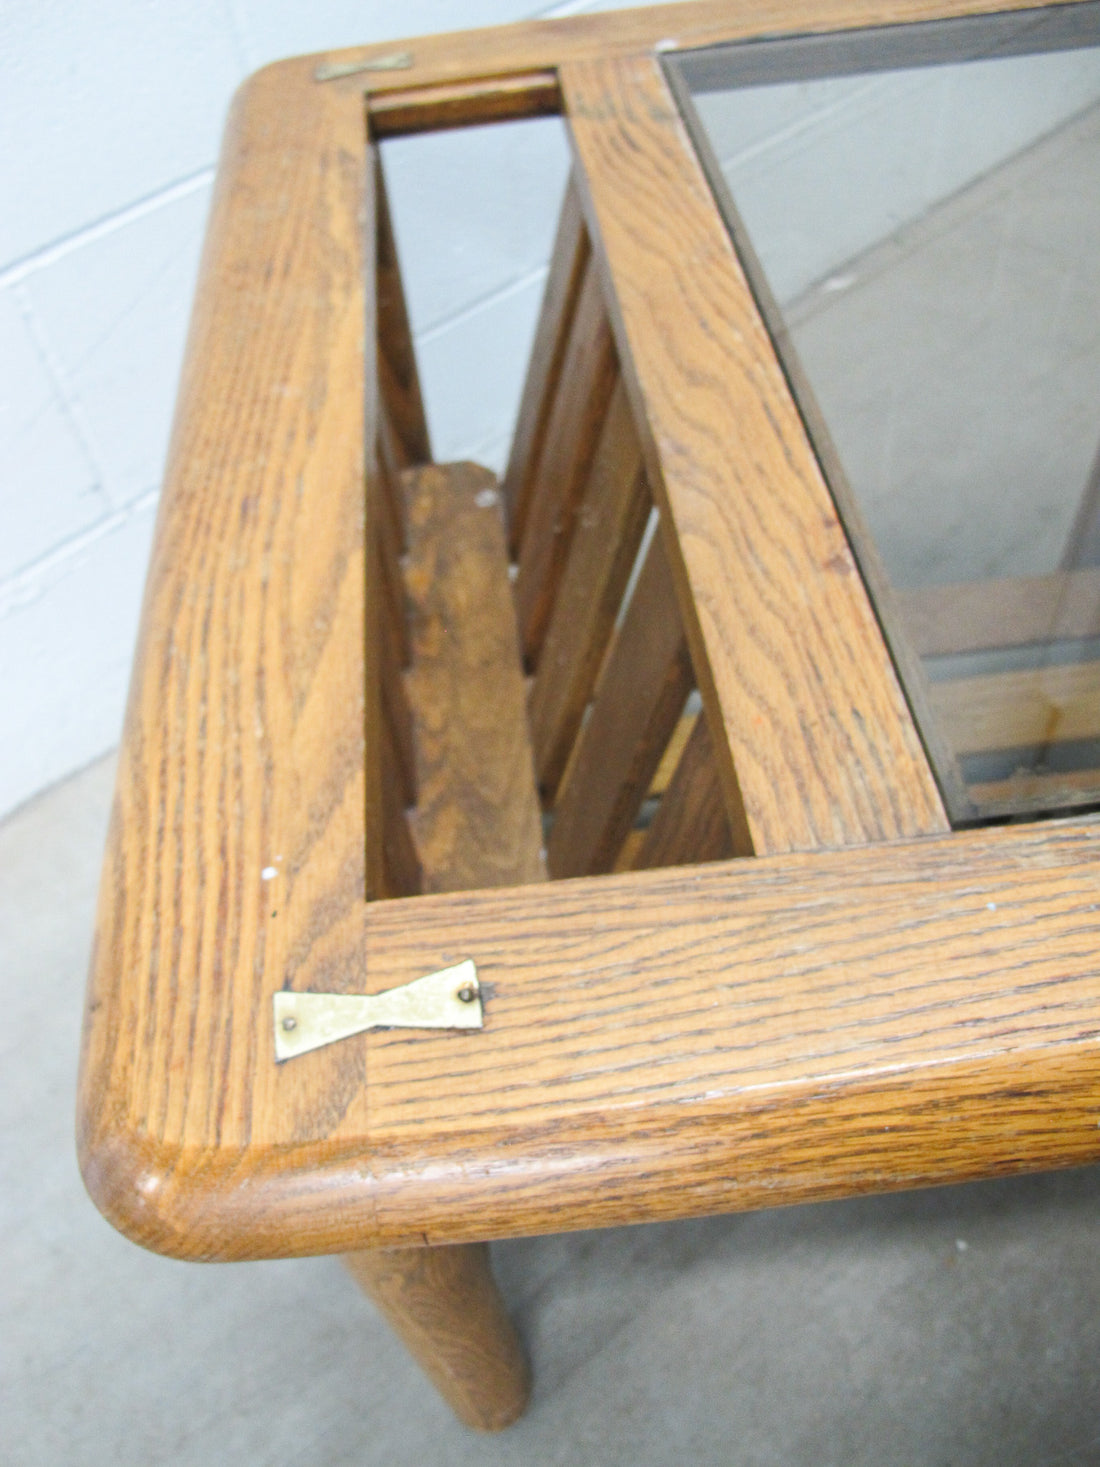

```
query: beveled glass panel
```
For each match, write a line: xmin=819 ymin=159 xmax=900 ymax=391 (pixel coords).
xmin=670 ymin=3 xmax=1100 ymax=822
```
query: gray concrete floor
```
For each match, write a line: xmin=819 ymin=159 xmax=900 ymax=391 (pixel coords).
xmin=4 ymin=752 xmax=1100 ymax=1465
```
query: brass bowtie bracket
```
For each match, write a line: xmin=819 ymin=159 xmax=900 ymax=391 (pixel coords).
xmin=314 ymin=52 xmax=413 ymax=82
xmin=273 ymin=960 xmax=482 ymax=1061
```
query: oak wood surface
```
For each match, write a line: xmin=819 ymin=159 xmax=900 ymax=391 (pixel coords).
xmin=344 ymin=1244 xmax=531 ymax=1430
xmin=562 ymin=53 xmax=949 ymax=853
xmin=83 ymin=812 xmax=1100 ymax=1261
xmin=361 ymin=817 xmax=1100 ymax=1246
xmin=547 ymin=528 xmax=694 ymax=877
xmin=402 ymin=463 xmax=546 ymax=895
xmin=78 ymin=0 xmax=1100 ymax=1275
xmin=513 ymin=260 xmax=618 ymax=667
xmin=634 ymin=712 xmax=746 ymax=868
xmin=527 ymin=377 xmax=650 ymax=802
xmin=78 ymin=56 xmax=379 ymax=1241
xmin=502 ymin=177 xmax=589 ymax=552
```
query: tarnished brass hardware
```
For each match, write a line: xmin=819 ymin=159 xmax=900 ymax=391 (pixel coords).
xmin=273 ymin=960 xmax=482 ymax=1060
xmin=314 ymin=52 xmax=413 ymax=82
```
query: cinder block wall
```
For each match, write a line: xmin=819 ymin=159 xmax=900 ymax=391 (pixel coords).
xmin=0 ymin=0 xmax=665 ymax=819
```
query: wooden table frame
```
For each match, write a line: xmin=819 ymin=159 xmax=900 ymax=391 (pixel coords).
xmin=79 ymin=0 xmax=1100 ymax=1431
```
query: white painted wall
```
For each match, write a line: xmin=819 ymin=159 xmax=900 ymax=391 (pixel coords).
xmin=0 ymin=0 xmax=688 ymax=819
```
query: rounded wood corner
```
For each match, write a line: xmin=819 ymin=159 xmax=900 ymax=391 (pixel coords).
xmin=228 ymin=52 xmax=317 ymax=117
xmin=75 ymin=1112 xmax=384 ymax=1263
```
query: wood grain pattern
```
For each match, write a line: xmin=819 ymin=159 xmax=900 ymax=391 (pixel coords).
xmin=368 ymin=72 xmax=560 ymax=137
xmin=374 ymin=153 xmax=431 ymax=467
xmin=403 ymin=463 xmax=546 ymax=894
xmin=562 ymin=54 xmax=949 ymax=852
xmin=513 ymin=260 xmax=618 ymax=667
xmin=528 ymin=378 xmax=650 ymax=801
xmin=359 ymin=817 xmax=1100 ymax=1248
xmin=84 ymin=793 xmax=1100 ymax=1257
xmin=634 ymin=711 xmax=747 ymax=868
xmin=344 ymin=1244 xmax=530 ymax=1430
xmin=79 ymin=0 xmax=1100 ymax=1281
xmin=78 ymin=57 xmax=379 ymax=1231
xmin=547 ymin=529 xmax=694 ymax=877
xmin=502 ymin=177 xmax=589 ymax=552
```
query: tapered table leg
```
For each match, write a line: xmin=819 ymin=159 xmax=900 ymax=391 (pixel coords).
xmin=343 ymin=1242 xmax=531 ymax=1431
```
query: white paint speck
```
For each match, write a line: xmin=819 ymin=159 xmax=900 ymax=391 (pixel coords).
xmin=956 ymin=1239 xmax=968 ymax=1252
xmin=261 ymin=866 xmax=278 ymax=881
xmin=475 ymin=488 xmax=498 ymax=509
xmin=987 ymin=902 xmax=997 ymax=911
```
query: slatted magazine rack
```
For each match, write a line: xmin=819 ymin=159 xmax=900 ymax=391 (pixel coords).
xmin=79 ymin=0 xmax=1100 ymax=1432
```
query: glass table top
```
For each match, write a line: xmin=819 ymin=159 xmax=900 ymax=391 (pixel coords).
xmin=668 ymin=2 xmax=1100 ymax=823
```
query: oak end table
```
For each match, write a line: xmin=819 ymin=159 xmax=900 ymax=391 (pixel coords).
xmin=79 ymin=0 xmax=1100 ymax=1431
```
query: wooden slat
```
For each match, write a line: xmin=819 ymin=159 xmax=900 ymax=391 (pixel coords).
xmin=634 ymin=713 xmax=749 ymax=869
xmin=528 ymin=378 xmax=649 ymax=800
xmin=375 ymin=153 xmax=431 ymax=466
xmin=613 ymin=829 xmax=647 ymax=872
xmin=930 ymin=660 xmax=1100 ymax=756
xmin=648 ymin=710 xmax=695 ymax=799
xmin=901 ymin=568 xmax=1100 ymax=658
xmin=502 ymin=176 xmax=589 ymax=552
xmin=376 ymin=464 xmax=410 ymax=670
xmin=562 ymin=55 xmax=948 ymax=852
xmin=548 ymin=529 xmax=694 ymax=878
xmin=403 ymin=463 xmax=546 ymax=895
xmin=380 ymin=707 xmax=423 ymax=899
xmin=378 ymin=589 xmax=416 ymax=809
xmin=378 ymin=407 xmax=408 ymax=552
xmin=368 ymin=71 xmax=561 ymax=137
xmin=513 ymin=260 xmax=618 ymax=667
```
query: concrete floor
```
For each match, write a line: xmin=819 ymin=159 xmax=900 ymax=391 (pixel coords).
xmin=4 ymin=753 xmax=1100 ymax=1466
